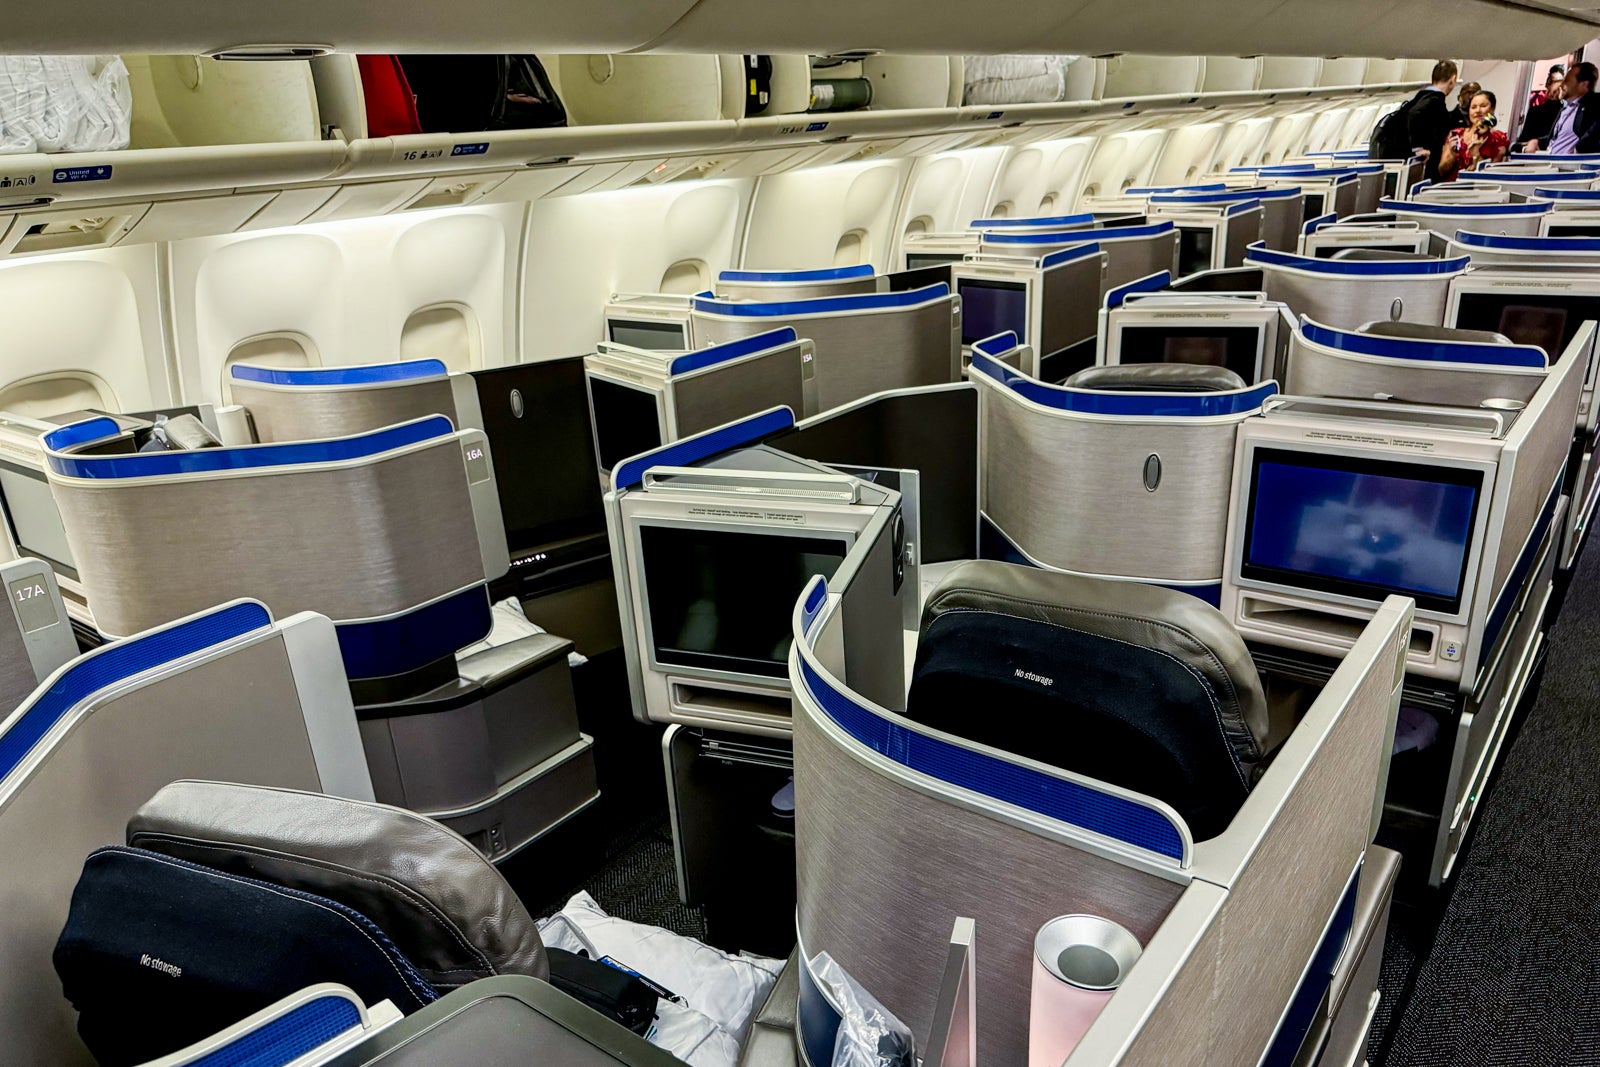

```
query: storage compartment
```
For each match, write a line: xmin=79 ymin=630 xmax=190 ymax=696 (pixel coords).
xmin=125 ymin=55 xmax=323 ymax=147
xmin=1318 ymin=58 xmax=1368 ymax=88
xmin=1102 ymin=55 xmax=1206 ymax=99
xmin=1374 ymin=59 xmax=1417 ymax=85
xmin=858 ymin=55 xmax=964 ymax=111
xmin=1259 ymin=58 xmax=1326 ymax=92
xmin=0 ymin=202 xmax=149 ymax=256
xmin=1203 ymin=57 xmax=1263 ymax=94
xmin=554 ymin=54 xmax=746 ymax=124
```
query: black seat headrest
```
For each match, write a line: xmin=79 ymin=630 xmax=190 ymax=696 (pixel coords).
xmin=127 ymin=781 xmax=547 ymax=989
xmin=1066 ymin=363 xmax=1248 ymax=393
xmin=906 ymin=561 xmax=1269 ymax=841
xmin=1329 ymin=248 xmax=1434 ymax=261
xmin=1358 ymin=320 xmax=1514 ymax=345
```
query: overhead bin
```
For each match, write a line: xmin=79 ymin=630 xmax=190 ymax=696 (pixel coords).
xmin=1102 ymin=55 xmax=1207 ymax=100
xmin=555 ymin=54 xmax=749 ymax=124
xmin=1203 ymin=57 xmax=1263 ymax=93
xmin=124 ymin=55 xmax=326 ymax=147
xmin=1259 ymin=58 xmax=1325 ymax=92
xmin=1318 ymin=58 xmax=1368 ymax=87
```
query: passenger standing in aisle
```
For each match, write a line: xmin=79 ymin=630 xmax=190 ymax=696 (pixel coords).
xmin=1408 ymin=61 xmax=1459 ymax=181
xmin=1518 ymin=62 xmax=1600 ymax=152
xmin=1440 ymin=90 xmax=1510 ymax=180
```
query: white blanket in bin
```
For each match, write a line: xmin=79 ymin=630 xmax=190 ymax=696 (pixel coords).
xmin=963 ymin=55 xmax=1085 ymax=106
xmin=539 ymin=892 xmax=786 ymax=1067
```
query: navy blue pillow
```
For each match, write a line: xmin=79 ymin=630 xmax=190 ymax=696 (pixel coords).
xmin=54 ymin=846 xmax=437 ymax=1067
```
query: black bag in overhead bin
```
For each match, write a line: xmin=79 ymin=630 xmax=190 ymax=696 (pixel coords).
xmin=396 ymin=55 xmax=568 ymax=133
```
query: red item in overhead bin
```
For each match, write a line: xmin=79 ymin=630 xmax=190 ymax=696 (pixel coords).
xmin=358 ymin=55 xmax=423 ymax=137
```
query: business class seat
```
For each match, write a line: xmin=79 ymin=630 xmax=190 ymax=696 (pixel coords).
xmin=1328 ymin=248 xmax=1435 ymax=261
xmin=906 ymin=561 xmax=1270 ymax=841
xmin=1064 ymin=363 xmax=1247 ymax=392
xmin=1359 ymin=321 xmax=1514 ymax=345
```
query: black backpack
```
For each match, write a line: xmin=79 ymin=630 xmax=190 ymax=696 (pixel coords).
xmin=1369 ymin=90 xmax=1429 ymax=160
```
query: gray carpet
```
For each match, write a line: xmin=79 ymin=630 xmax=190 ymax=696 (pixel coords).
xmin=1375 ymin=544 xmax=1600 ymax=1065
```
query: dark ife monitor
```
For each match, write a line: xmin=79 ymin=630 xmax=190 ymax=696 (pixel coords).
xmin=1545 ymin=223 xmax=1600 ymax=238
xmin=640 ymin=524 xmax=849 ymax=678
xmin=0 ymin=462 xmax=77 ymax=579
xmin=1452 ymin=289 xmax=1600 ymax=357
xmin=957 ymin=278 xmax=1028 ymax=346
xmin=1302 ymin=192 xmax=1326 ymax=222
xmin=470 ymin=358 xmax=607 ymax=559
xmin=587 ymin=376 xmax=665 ymax=474
xmin=608 ymin=318 xmax=687 ymax=351
xmin=1242 ymin=447 xmax=1484 ymax=615
xmin=907 ymin=252 xmax=965 ymax=269
xmin=1313 ymin=242 xmax=1414 ymax=259
xmin=885 ymin=264 xmax=955 ymax=293
xmin=1119 ymin=324 xmax=1263 ymax=381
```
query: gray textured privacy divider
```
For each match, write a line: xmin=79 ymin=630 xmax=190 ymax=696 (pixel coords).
xmin=1247 ymin=244 xmax=1468 ymax=329
xmin=1285 ymin=318 xmax=1549 ymax=407
xmin=691 ymin=286 xmax=959 ymax=414
xmin=971 ymin=353 xmax=1275 ymax=587
xmin=46 ymin=420 xmax=494 ymax=639
xmin=979 ymin=224 xmax=1179 ymax=293
xmin=791 ymin=570 xmax=1413 ymax=1065
xmin=0 ymin=602 xmax=371 ymax=1066
xmin=1448 ymin=230 xmax=1600 ymax=266
xmin=1381 ymin=199 xmax=1552 ymax=239
xmin=0 ymin=557 xmax=74 ymax=717
xmin=230 ymin=360 xmax=470 ymax=442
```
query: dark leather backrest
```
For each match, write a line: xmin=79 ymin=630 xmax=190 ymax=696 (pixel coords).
xmin=127 ymin=781 xmax=546 ymax=988
xmin=906 ymin=561 xmax=1269 ymax=841
xmin=1329 ymin=248 xmax=1433 ymax=261
xmin=1358 ymin=320 xmax=1514 ymax=345
xmin=1066 ymin=363 xmax=1248 ymax=393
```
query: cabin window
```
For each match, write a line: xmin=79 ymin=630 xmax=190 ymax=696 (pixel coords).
xmin=402 ymin=304 xmax=479 ymax=373
xmin=833 ymin=229 xmax=867 ymax=266
xmin=661 ymin=259 xmax=710 ymax=295
xmin=0 ymin=372 xmax=113 ymax=418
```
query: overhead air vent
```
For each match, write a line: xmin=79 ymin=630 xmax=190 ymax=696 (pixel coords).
xmin=203 ymin=45 xmax=333 ymax=61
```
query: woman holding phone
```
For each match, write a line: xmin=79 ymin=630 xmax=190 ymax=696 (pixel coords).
xmin=1440 ymin=89 xmax=1509 ymax=180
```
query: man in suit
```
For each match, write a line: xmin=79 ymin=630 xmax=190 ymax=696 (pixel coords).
xmin=1407 ymin=60 xmax=1458 ymax=181
xmin=1518 ymin=62 xmax=1600 ymax=154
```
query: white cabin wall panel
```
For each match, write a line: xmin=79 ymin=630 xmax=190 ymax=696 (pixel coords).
xmin=741 ymin=160 xmax=912 ymax=271
xmin=985 ymin=138 xmax=1096 ymax=216
xmin=1213 ymin=118 xmax=1277 ymax=170
xmin=1148 ymin=124 xmax=1224 ymax=187
xmin=521 ymin=179 xmax=752 ymax=361
xmin=0 ymin=245 xmax=169 ymax=417
xmin=895 ymin=148 xmax=1007 ymax=240
xmin=1080 ymin=130 xmax=1168 ymax=198
xmin=169 ymin=203 xmax=525 ymax=404
xmin=1261 ymin=113 xmax=1318 ymax=164
xmin=1304 ymin=109 xmax=1352 ymax=154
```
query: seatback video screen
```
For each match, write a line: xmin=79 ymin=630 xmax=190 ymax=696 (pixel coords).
xmin=1242 ymin=448 xmax=1483 ymax=614
xmin=957 ymin=279 xmax=1028 ymax=346
xmin=1118 ymin=324 xmax=1263 ymax=382
xmin=1453 ymin=290 xmax=1600 ymax=359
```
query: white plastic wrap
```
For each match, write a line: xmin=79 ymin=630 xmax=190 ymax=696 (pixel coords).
xmin=0 ymin=56 xmax=132 ymax=155
xmin=811 ymin=952 xmax=914 ymax=1067
xmin=963 ymin=55 xmax=1078 ymax=106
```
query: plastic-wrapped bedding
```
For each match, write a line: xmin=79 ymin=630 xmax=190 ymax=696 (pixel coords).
xmin=0 ymin=56 xmax=132 ymax=155
xmin=963 ymin=55 xmax=1082 ymax=106
xmin=539 ymin=892 xmax=786 ymax=1067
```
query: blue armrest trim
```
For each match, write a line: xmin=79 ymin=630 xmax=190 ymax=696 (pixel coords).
xmin=0 ymin=601 xmax=272 ymax=786
xmin=1511 ymin=152 xmax=1600 ymax=162
xmin=983 ymin=221 xmax=1174 ymax=246
xmin=1301 ymin=212 xmax=1339 ymax=236
xmin=971 ymin=331 xmax=1021 ymax=358
xmin=1382 ymin=198 xmax=1550 ymax=215
xmin=229 ymin=360 xmax=449 ymax=387
xmin=612 ymin=406 xmax=796 ymax=491
xmin=1247 ymin=243 xmax=1469 ymax=275
xmin=1300 ymin=320 xmax=1548 ymax=367
xmin=973 ymin=212 xmax=1094 ymax=228
xmin=971 ymin=351 xmax=1277 ymax=416
xmin=42 ymin=417 xmax=123 ymax=452
xmin=1105 ymin=270 xmax=1172 ymax=309
xmin=1457 ymin=170 xmax=1578 ymax=184
xmin=1039 ymin=243 xmax=1104 ymax=269
xmin=691 ymin=283 xmax=949 ymax=318
xmin=45 ymin=416 xmax=457 ymax=480
xmin=668 ymin=327 xmax=799 ymax=376
xmin=1534 ymin=188 xmax=1600 ymax=200
xmin=798 ymin=656 xmax=1186 ymax=859
xmin=1125 ymin=183 xmax=1226 ymax=194
xmin=1226 ymin=200 xmax=1263 ymax=216
xmin=1453 ymin=230 xmax=1600 ymax=252
xmin=336 ymin=585 xmax=491 ymax=681
xmin=718 ymin=265 xmax=874 ymax=283
xmin=1151 ymin=187 xmax=1301 ymax=204
xmin=185 ymin=994 xmax=364 ymax=1067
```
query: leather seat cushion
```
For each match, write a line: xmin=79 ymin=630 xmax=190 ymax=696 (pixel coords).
xmin=1065 ymin=363 xmax=1247 ymax=393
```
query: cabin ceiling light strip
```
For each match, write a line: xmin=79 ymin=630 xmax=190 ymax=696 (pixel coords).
xmin=202 ymin=44 xmax=334 ymax=60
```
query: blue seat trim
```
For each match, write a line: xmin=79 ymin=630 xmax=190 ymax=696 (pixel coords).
xmin=1038 ymin=243 xmax=1104 ymax=269
xmin=1226 ymin=199 xmax=1263 ymax=216
xmin=797 ymin=953 xmax=843 ymax=1067
xmin=1457 ymin=170 xmax=1582 ymax=184
xmin=42 ymin=416 xmax=123 ymax=452
xmin=1301 ymin=212 xmax=1339 ymax=236
xmin=667 ymin=327 xmax=799 ymax=376
xmin=45 ymin=416 xmax=457 ymax=480
xmin=185 ymin=994 xmax=363 ymax=1067
xmin=1482 ymin=474 xmax=1563 ymax=656
xmin=228 ymin=360 xmax=448 ymax=387
xmin=1247 ymin=244 xmax=1469 ymax=275
xmin=1511 ymin=152 xmax=1600 ymax=162
xmin=1105 ymin=270 xmax=1172 ymax=309
xmin=1260 ymin=864 xmax=1362 ymax=1067
xmin=1151 ymin=187 xmax=1301 ymax=204
xmin=1453 ymin=230 xmax=1600 ymax=252
xmin=335 ymin=585 xmax=491 ymax=680
xmin=1126 ymin=183 xmax=1226 ymax=194
xmin=982 ymin=221 xmax=1174 ymax=246
xmin=0 ymin=601 xmax=272 ymax=786
xmin=718 ymin=265 xmax=874 ymax=283
xmin=973 ymin=212 xmax=1094 ymax=228
xmin=1381 ymin=198 xmax=1550 ymax=216
xmin=971 ymin=351 xmax=1277 ymax=416
xmin=798 ymin=656 xmax=1187 ymax=859
xmin=612 ymin=406 xmax=796 ymax=491
xmin=690 ymin=283 xmax=949 ymax=318
xmin=971 ymin=331 xmax=1021 ymax=358
xmin=1299 ymin=320 xmax=1548 ymax=368
xmin=1534 ymin=188 xmax=1600 ymax=200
